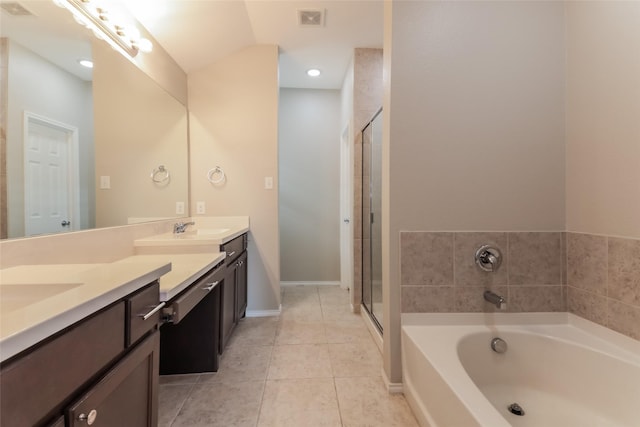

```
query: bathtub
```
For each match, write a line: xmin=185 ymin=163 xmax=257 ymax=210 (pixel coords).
xmin=401 ymin=313 xmax=640 ymax=427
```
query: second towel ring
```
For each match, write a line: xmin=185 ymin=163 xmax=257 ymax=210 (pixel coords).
xmin=151 ymin=165 xmax=170 ymax=183
xmin=207 ymin=166 xmax=226 ymax=184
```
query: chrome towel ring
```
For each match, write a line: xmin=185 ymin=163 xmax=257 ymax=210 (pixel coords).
xmin=151 ymin=165 xmax=170 ymax=183
xmin=207 ymin=166 xmax=226 ymax=184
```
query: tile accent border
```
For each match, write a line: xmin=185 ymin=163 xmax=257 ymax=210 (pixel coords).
xmin=400 ymin=231 xmax=640 ymax=341
xmin=400 ymin=231 xmax=566 ymax=315
xmin=567 ymin=233 xmax=640 ymax=340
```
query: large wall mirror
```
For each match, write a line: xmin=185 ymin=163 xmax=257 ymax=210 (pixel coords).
xmin=0 ymin=0 xmax=189 ymax=239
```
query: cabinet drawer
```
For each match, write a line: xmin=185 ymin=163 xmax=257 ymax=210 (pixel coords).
xmin=169 ymin=265 xmax=224 ymax=324
xmin=127 ymin=282 xmax=162 ymax=346
xmin=222 ymin=234 xmax=246 ymax=265
xmin=0 ymin=302 xmax=125 ymax=427
xmin=67 ymin=331 xmax=159 ymax=427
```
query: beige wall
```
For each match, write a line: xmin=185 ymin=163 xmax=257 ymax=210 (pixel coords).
xmin=188 ymin=45 xmax=280 ymax=312
xmin=564 ymin=2 xmax=640 ymax=340
xmin=565 ymin=1 xmax=640 ymax=239
xmin=384 ymin=1 xmax=566 ymax=383
xmin=279 ymin=88 xmax=341 ymax=283
xmin=93 ymin=41 xmax=189 ymax=228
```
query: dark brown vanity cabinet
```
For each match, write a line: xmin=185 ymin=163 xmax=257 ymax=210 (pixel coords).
xmin=160 ymin=262 xmax=224 ymax=375
xmin=219 ymin=233 xmax=248 ymax=353
xmin=0 ymin=282 xmax=161 ymax=427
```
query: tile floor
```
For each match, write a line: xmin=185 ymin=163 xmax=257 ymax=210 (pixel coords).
xmin=159 ymin=285 xmax=418 ymax=427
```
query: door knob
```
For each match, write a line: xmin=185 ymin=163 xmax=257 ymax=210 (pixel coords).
xmin=61 ymin=220 xmax=71 ymax=227
xmin=343 ymin=218 xmax=350 ymax=223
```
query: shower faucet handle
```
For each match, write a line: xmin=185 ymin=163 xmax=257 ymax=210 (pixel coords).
xmin=475 ymin=245 xmax=502 ymax=272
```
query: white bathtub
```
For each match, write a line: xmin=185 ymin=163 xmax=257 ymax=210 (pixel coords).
xmin=401 ymin=313 xmax=640 ymax=427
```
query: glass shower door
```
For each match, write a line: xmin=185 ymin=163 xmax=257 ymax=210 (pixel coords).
xmin=362 ymin=109 xmax=383 ymax=332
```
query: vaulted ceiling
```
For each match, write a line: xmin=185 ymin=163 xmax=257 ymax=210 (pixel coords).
xmin=124 ymin=0 xmax=384 ymax=89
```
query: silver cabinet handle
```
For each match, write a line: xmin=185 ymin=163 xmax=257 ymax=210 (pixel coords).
xmin=78 ymin=409 xmax=98 ymax=425
xmin=138 ymin=302 xmax=166 ymax=321
xmin=202 ymin=281 xmax=219 ymax=291
xmin=226 ymin=251 xmax=236 ymax=257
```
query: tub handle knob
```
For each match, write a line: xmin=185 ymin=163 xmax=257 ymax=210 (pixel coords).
xmin=475 ymin=245 xmax=502 ymax=272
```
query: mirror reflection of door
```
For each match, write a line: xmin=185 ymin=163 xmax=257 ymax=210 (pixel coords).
xmin=24 ymin=113 xmax=79 ymax=236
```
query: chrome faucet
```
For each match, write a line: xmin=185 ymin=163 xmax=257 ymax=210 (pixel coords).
xmin=484 ymin=290 xmax=506 ymax=310
xmin=173 ymin=221 xmax=195 ymax=234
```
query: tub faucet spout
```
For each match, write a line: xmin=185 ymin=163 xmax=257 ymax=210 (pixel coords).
xmin=484 ymin=290 xmax=506 ymax=310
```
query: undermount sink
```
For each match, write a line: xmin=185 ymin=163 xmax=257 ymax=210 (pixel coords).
xmin=0 ymin=283 xmax=83 ymax=313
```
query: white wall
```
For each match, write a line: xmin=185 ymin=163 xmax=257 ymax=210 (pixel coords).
xmin=384 ymin=1 xmax=566 ymax=382
xmin=279 ymin=88 xmax=341 ymax=282
xmin=6 ymin=40 xmax=94 ymax=238
xmin=188 ymin=45 xmax=280 ymax=313
xmin=565 ymin=1 xmax=640 ymax=239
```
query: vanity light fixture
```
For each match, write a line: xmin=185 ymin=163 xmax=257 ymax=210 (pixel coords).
xmin=52 ymin=0 xmax=153 ymax=58
xmin=307 ymin=68 xmax=321 ymax=77
xmin=78 ymin=59 xmax=94 ymax=68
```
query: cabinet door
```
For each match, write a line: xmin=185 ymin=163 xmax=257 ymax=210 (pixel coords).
xmin=235 ymin=252 xmax=248 ymax=320
xmin=66 ymin=331 xmax=159 ymax=427
xmin=219 ymin=264 xmax=237 ymax=353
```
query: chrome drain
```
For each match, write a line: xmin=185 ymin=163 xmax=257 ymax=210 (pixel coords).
xmin=508 ymin=403 xmax=525 ymax=416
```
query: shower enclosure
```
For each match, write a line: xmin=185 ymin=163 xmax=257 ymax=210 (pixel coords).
xmin=361 ymin=108 xmax=383 ymax=332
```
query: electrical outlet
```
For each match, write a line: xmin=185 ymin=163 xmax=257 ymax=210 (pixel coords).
xmin=176 ymin=201 xmax=185 ymax=215
xmin=100 ymin=176 xmax=111 ymax=189
xmin=196 ymin=201 xmax=206 ymax=214
xmin=264 ymin=176 xmax=273 ymax=190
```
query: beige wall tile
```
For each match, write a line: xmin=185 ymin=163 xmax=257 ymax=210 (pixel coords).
xmin=454 ymin=232 xmax=508 ymax=286
xmin=508 ymin=285 xmax=565 ymax=312
xmin=455 ymin=286 xmax=508 ymax=312
xmin=567 ymin=286 xmax=607 ymax=326
xmin=607 ymin=299 xmax=640 ymax=340
xmin=400 ymin=232 xmax=454 ymax=286
xmin=607 ymin=237 xmax=640 ymax=306
xmin=561 ymin=232 xmax=568 ymax=285
xmin=509 ymin=232 xmax=562 ymax=285
xmin=401 ymin=286 xmax=455 ymax=313
xmin=567 ymin=233 xmax=607 ymax=295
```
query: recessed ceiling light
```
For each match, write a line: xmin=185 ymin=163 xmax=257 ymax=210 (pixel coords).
xmin=78 ymin=59 xmax=94 ymax=68
xmin=307 ymin=69 xmax=321 ymax=77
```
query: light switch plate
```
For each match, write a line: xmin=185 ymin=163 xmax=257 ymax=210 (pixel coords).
xmin=196 ymin=201 xmax=206 ymax=214
xmin=264 ymin=176 xmax=273 ymax=190
xmin=176 ymin=201 xmax=185 ymax=215
xmin=100 ymin=176 xmax=111 ymax=189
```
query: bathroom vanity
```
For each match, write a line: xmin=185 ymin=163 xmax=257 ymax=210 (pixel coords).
xmin=133 ymin=217 xmax=250 ymax=373
xmin=0 ymin=261 xmax=170 ymax=427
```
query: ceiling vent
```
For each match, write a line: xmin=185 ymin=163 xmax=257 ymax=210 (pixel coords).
xmin=0 ymin=2 xmax=33 ymax=16
xmin=297 ymin=9 xmax=325 ymax=27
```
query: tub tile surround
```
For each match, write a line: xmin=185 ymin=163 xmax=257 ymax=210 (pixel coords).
xmin=400 ymin=231 xmax=640 ymax=341
xmin=567 ymin=233 xmax=640 ymax=340
xmin=401 ymin=231 xmax=566 ymax=314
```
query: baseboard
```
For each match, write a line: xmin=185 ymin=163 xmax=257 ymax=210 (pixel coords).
xmin=245 ymin=305 xmax=281 ymax=317
xmin=280 ymin=281 xmax=341 ymax=286
xmin=382 ymin=369 xmax=404 ymax=394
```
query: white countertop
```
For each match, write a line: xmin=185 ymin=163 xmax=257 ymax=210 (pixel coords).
xmin=0 ymin=216 xmax=249 ymax=363
xmin=117 ymin=253 xmax=226 ymax=301
xmin=0 ymin=259 xmax=170 ymax=362
xmin=133 ymin=216 xmax=249 ymax=247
